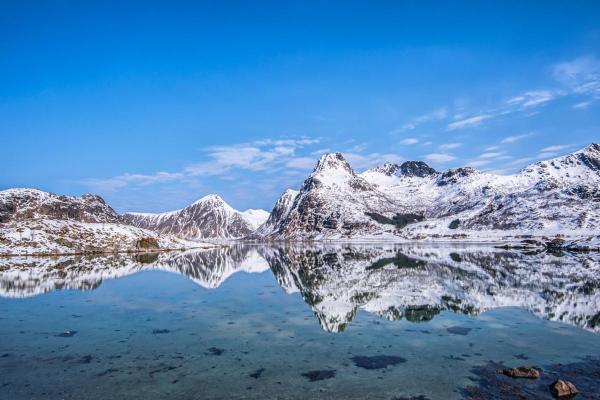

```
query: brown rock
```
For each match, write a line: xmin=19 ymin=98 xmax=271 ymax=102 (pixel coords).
xmin=549 ymin=379 xmax=578 ymax=398
xmin=135 ymin=237 xmax=159 ymax=250
xmin=502 ymin=366 xmax=540 ymax=379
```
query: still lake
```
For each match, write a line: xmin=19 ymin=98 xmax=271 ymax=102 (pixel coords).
xmin=1 ymin=244 xmax=599 ymax=399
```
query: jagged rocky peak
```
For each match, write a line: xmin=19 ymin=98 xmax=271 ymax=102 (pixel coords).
xmin=436 ymin=167 xmax=479 ymax=186
xmin=561 ymin=143 xmax=599 ymax=171
xmin=368 ymin=162 xmax=402 ymax=176
xmin=399 ymin=161 xmax=437 ymax=177
xmin=313 ymin=152 xmax=355 ymax=175
xmin=366 ymin=161 xmax=436 ymax=177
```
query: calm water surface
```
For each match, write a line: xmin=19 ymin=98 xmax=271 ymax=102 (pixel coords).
xmin=1 ymin=245 xmax=599 ymax=399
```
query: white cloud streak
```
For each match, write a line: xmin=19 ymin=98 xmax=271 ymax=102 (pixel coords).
xmin=424 ymin=153 xmax=456 ymax=163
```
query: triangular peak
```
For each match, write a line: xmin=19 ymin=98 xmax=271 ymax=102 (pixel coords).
xmin=312 ymin=152 xmax=354 ymax=175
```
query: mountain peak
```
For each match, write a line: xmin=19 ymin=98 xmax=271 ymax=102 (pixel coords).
xmin=399 ymin=161 xmax=437 ymax=177
xmin=367 ymin=163 xmax=401 ymax=176
xmin=192 ymin=194 xmax=227 ymax=206
xmin=313 ymin=152 xmax=354 ymax=175
xmin=366 ymin=161 xmax=437 ymax=177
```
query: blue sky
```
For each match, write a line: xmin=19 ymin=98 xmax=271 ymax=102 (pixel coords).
xmin=2 ymin=1 xmax=600 ymax=212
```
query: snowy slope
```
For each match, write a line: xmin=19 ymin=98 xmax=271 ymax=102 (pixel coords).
xmin=124 ymin=194 xmax=269 ymax=240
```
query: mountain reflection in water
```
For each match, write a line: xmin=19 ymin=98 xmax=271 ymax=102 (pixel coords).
xmin=1 ymin=244 xmax=599 ymax=333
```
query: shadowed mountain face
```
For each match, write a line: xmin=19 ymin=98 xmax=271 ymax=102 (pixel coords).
xmin=1 ymin=245 xmax=599 ymax=333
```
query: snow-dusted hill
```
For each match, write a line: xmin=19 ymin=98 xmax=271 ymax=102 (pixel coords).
xmin=0 ymin=189 xmax=207 ymax=255
xmin=123 ymin=194 xmax=269 ymax=240
xmin=258 ymin=144 xmax=600 ymax=241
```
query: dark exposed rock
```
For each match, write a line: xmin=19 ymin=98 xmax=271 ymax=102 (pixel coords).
xmin=351 ymin=355 xmax=406 ymax=369
xmin=135 ymin=252 xmax=160 ymax=264
xmin=502 ymin=366 xmax=540 ymax=379
xmin=77 ymin=355 xmax=93 ymax=364
xmin=207 ymin=347 xmax=224 ymax=356
xmin=463 ymin=358 xmax=599 ymax=399
xmin=449 ymin=219 xmax=460 ymax=229
xmin=446 ymin=326 xmax=471 ymax=335
xmin=399 ymin=161 xmax=437 ymax=177
xmin=437 ymin=167 xmax=477 ymax=186
xmin=301 ymin=369 xmax=336 ymax=381
xmin=55 ymin=330 xmax=77 ymax=337
xmin=135 ymin=237 xmax=159 ymax=250
xmin=549 ymin=379 xmax=578 ymax=398
xmin=249 ymin=368 xmax=265 ymax=379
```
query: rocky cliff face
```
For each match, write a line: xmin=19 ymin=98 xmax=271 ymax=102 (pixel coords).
xmin=124 ymin=194 xmax=268 ymax=240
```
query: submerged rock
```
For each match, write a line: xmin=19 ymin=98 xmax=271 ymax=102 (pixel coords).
xmin=549 ymin=380 xmax=578 ymax=398
xmin=55 ymin=330 xmax=77 ymax=337
xmin=301 ymin=369 xmax=336 ymax=381
xmin=351 ymin=355 xmax=406 ymax=369
xmin=446 ymin=326 xmax=471 ymax=335
xmin=502 ymin=366 xmax=540 ymax=379
xmin=249 ymin=368 xmax=265 ymax=379
xmin=207 ymin=347 xmax=224 ymax=356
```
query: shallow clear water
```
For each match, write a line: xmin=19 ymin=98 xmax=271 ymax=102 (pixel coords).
xmin=1 ymin=244 xmax=599 ymax=399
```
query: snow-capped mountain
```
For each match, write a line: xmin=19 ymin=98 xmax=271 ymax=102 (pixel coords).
xmin=124 ymin=194 xmax=269 ymax=240
xmin=258 ymin=153 xmax=406 ymax=239
xmin=259 ymin=144 xmax=600 ymax=241
xmin=0 ymin=189 xmax=204 ymax=255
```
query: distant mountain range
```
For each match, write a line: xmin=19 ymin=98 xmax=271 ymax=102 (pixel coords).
xmin=123 ymin=194 xmax=269 ymax=240
xmin=1 ymin=143 xmax=598 ymax=254
xmin=260 ymin=143 xmax=599 ymax=241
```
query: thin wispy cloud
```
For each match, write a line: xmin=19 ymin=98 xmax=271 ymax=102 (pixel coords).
xmin=392 ymin=107 xmax=447 ymax=133
xmin=439 ymin=142 xmax=462 ymax=150
xmin=82 ymin=172 xmax=184 ymax=191
xmin=446 ymin=114 xmax=492 ymax=131
xmin=572 ymin=100 xmax=592 ymax=109
xmin=553 ymin=55 xmax=600 ymax=97
xmin=507 ymin=90 xmax=555 ymax=108
xmin=539 ymin=144 xmax=574 ymax=153
xmin=84 ymin=137 xmax=322 ymax=192
xmin=501 ymin=132 xmax=535 ymax=144
xmin=399 ymin=138 xmax=419 ymax=145
xmin=424 ymin=153 xmax=456 ymax=163
xmin=478 ymin=152 xmax=504 ymax=159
